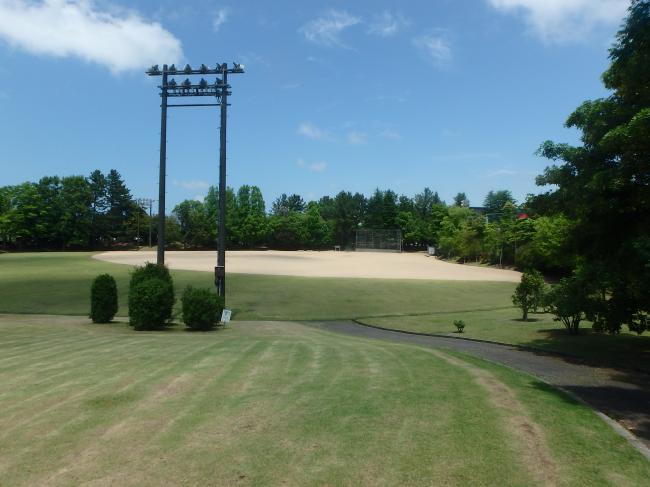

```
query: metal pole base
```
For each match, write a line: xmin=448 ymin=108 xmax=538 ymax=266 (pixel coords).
xmin=215 ymin=266 xmax=225 ymax=299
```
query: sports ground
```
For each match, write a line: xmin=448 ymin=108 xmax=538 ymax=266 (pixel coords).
xmin=94 ymin=249 xmax=523 ymax=281
xmin=1 ymin=251 xmax=649 ymax=485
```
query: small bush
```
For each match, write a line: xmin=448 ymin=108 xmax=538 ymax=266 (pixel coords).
xmin=128 ymin=263 xmax=174 ymax=327
xmin=90 ymin=274 xmax=118 ymax=323
xmin=182 ymin=286 xmax=224 ymax=331
xmin=130 ymin=262 xmax=174 ymax=291
xmin=454 ymin=320 xmax=466 ymax=333
xmin=129 ymin=277 xmax=174 ymax=330
xmin=512 ymin=269 xmax=546 ymax=321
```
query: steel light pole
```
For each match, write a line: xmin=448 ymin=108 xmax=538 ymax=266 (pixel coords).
xmin=146 ymin=63 xmax=244 ymax=303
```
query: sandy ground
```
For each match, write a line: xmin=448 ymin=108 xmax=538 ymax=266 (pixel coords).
xmin=94 ymin=250 xmax=522 ymax=282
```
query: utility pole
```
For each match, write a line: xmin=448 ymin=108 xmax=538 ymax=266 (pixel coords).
xmin=157 ymin=68 xmax=168 ymax=265
xmin=216 ymin=69 xmax=228 ymax=297
xmin=147 ymin=63 xmax=244 ymax=303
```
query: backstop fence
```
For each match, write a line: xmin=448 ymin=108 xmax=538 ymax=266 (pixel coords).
xmin=355 ymin=229 xmax=402 ymax=253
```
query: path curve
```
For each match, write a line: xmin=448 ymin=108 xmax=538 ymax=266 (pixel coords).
xmin=306 ymin=320 xmax=650 ymax=457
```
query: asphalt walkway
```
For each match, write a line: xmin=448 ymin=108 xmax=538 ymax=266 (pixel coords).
xmin=308 ymin=320 xmax=650 ymax=455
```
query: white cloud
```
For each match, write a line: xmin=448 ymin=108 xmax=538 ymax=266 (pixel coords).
xmin=309 ymin=162 xmax=328 ymax=172
xmin=300 ymin=10 xmax=361 ymax=47
xmin=380 ymin=129 xmax=402 ymax=140
xmin=487 ymin=0 xmax=628 ymax=43
xmin=212 ymin=7 xmax=229 ymax=32
xmin=297 ymin=158 xmax=327 ymax=172
xmin=413 ymin=33 xmax=452 ymax=67
xmin=367 ymin=11 xmax=409 ymax=37
xmin=0 ymin=0 xmax=183 ymax=74
xmin=173 ymin=179 xmax=210 ymax=191
xmin=347 ymin=131 xmax=367 ymax=145
xmin=298 ymin=122 xmax=328 ymax=140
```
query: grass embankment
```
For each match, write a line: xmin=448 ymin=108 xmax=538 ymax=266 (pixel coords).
xmin=0 ymin=252 xmax=516 ymax=320
xmin=0 ymin=252 xmax=648 ymax=369
xmin=0 ymin=314 xmax=648 ymax=486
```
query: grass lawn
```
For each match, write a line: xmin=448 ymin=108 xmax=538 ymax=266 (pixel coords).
xmin=0 ymin=252 xmax=517 ymax=320
xmin=1 ymin=252 xmax=648 ymax=369
xmin=0 ymin=314 xmax=648 ymax=486
xmin=360 ymin=309 xmax=650 ymax=372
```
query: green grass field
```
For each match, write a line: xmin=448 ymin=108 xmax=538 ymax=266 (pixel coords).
xmin=0 ymin=252 xmax=517 ymax=319
xmin=1 ymin=314 xmax=648 ymax=486
xmin=1 ymin=252 xmax=648 ymax=368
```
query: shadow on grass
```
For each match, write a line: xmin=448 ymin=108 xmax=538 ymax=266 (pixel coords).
xmin=522 ymin=327 xmax=650 ymax=374
xmin=529 ymin=380 xmax=650 ymax=445
xmin=511 ymin=318 xmax=542 ymax=323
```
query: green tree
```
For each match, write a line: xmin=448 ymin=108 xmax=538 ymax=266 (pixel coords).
xmin=453 ymin=192 xmax=468 ymax=207
xmin=173 ymin=200 xmax=212 ymax=248
xmin=483 ymin=190 xmax=516 ymax=216
xmin=88 ymin=169 xmax=108 ymax=247
xmin=59 ymin=176 xmax=92 ymax=249
xmin=512 ymin=269 xmax=546 ymax=321
xmin=546 ymin=275 xmax=591 ymax=335
xmin=303 ymin=202 xmax=332 ymax=248
xmin=534 ymin=1 xmax=650 ymax=332
xmin=272 ymin=193 xmax=305 ymax=216
xmin=105 ymin=170 xmax=134 ymax=243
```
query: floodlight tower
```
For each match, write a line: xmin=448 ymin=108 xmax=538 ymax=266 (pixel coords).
xmin=147 ymin=62 xmax=244 ymax=301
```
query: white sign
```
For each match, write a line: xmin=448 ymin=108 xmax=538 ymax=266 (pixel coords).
xmin=220 ymin=309 xmax=232 ymax=324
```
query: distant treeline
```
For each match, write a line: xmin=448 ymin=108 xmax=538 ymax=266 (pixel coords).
xmin=0 ymin=172 xmax=571 ymax=271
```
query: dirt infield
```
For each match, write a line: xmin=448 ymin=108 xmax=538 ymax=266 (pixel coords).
xmin=94 ymin=250 xmax=521 ymax=282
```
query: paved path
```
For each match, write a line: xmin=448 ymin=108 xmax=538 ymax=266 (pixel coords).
xmin=308 ymin=321 xmax=650 ymax=454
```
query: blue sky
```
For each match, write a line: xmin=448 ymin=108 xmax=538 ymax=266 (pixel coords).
xmin=0 ymin=0 xmax=630 ymax=209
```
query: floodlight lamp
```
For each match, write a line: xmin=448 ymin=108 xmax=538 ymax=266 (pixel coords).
xmin=199 ymin=78 xmax=208 ymax=88
xmin=149 ymin=64 xmax=160 ymax=74
xmin=169 ymin=64 xmax=177 ymax=73
xmin=184 ymin=64 xmax=192 ymax=74
xmin=200 ymin=64 xmax=209 ymax=73
xmin=233 ymin=62 xmax=244 ymax=71
xmin=182 ymin=78 xmax=192 ymax=88
xmin=213 ymin=78 xmax=223 ymax=86
xmin=168 ymin=79 xmax=177 ymax=88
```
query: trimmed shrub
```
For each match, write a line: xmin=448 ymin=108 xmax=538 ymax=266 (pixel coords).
xmin=130 ymin=262 xmax=174 ymax=291
xmin=90 ymin=274 xmax=118 ymax=323
xmin=128 ymin=263 xmax=175 ymax=327
xmin=128 ymin=277 xmax=174 ymax=330
xmin=182 ymin=286 xmax=224 ymax=331
xmin=512 ymin=269 xmax=546 ymax=321
xmin=453 ymin=320 xmax=466 ymax=333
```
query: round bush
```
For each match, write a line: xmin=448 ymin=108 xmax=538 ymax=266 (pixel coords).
xmin=128 ymin=278 xmax=174 ymax=330
xmin=90 ymin=274 xmax=118 ymax=323
xmin=130 ymin=262 xmax=174 ymax=291
xmin=182 ymin=286 xmax=224 ymax=331
xmin=128 ymin=263 xmax=175 ymax=326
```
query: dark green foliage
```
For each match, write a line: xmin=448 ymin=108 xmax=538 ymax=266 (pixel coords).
xmin=128 ymin=263 xmax=175 ymax=330
xmin=453 ymin=320 xmax=466 ymax=333
xmin=90 ymin=274 xmax=118 ymax=323
xmin=546 ymin=276 xmax=591 ymax=335
xmin=512 ymin=270 xmax=546 ymax=321
xmin=181 ymin=286 xmax=224 ymax=331
xmin=532 ymin=1 xmax=650 ymax=334
xmin=128 ymin=278 xmax=174 ymax=330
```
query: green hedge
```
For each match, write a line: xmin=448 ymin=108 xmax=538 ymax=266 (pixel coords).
xmin=128 ymin=263 xmax=175 ymax=330
xmin=182 ymin=286 xmax=224 ymax=331
xmin=90 ymin=274 xmax=118 ymax=323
